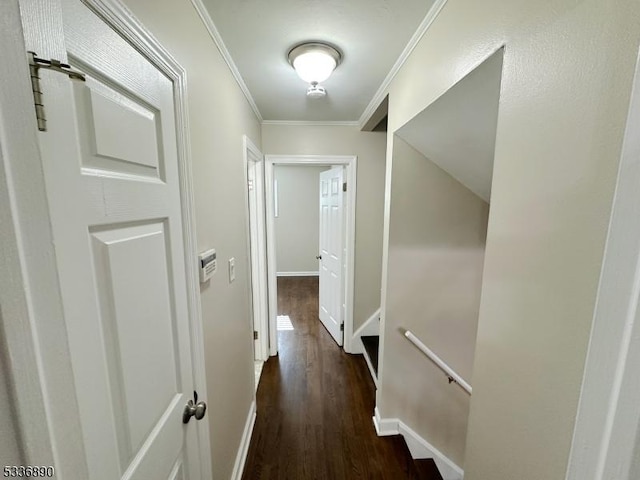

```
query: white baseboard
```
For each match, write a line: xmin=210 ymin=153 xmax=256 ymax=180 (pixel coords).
xmin=373 ymin=406 xmax=399 ymax=436
xmin=373 ymin=407 xmax=463 ymax=480
xmin=231 ymin=400 xmax=257 ymax=480
xmin=276 ymin=271 xmax=319 ymax=277
xmin=351 ymin=308 xmax=381 ymax=355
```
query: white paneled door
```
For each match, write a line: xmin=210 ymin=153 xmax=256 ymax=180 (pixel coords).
xmin=318 ymin=166 xmax=345 ymax=345
xmin=245 ymin=139 xmax=268 ymax=362
xmin=19 ymin=1 xmax=206 ymax=479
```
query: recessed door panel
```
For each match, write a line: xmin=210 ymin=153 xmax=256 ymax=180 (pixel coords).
xmin=73 ymin=73 xmax=164 ymax=180
xmin=91 ymin=222 xmax=179 ymax=459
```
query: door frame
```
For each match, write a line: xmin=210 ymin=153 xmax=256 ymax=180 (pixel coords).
xmin=2 ymin=0 xmax=212 ymax=476
xmin=566 ymin=46 xmax=640 ymax=480
xmin=264 ymin=155 xmax=358 ymax=355
xmin=243 ymin=136 xmax=269 ymax=362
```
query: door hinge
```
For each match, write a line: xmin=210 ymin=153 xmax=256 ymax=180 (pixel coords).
xmin=248 ymin=179 xmax=254 ymax=191
xmin=27 ymin=51 xmax=86 ymax=132
xmin=343 ymin=182 xmax=347 ymax=192
xmin=340 ymin=323 xmax=344 ymax=332
xmin=254 ymin=331 xmax=258 ymax=340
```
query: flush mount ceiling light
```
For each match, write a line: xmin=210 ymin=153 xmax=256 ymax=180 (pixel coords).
xmin=288 ymin=42 xmax=342 ymax=98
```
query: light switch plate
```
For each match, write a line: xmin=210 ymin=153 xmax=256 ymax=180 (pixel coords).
xmin=228 ymin=257 xmax=235 ymax=283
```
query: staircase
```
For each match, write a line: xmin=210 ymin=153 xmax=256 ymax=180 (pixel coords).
xmin=361 ymin=333 xmax=445 ymax=479
xmin=413 ymin=458 xmax=444 ymax=480
xmin=387 ymin=433 xmax=444 ymax=480
xmin=361 ymin=335 xmax=379 ymax=379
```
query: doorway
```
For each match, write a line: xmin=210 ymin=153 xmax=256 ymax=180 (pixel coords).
xmin=244 ymin=137 xmax=269 ymax=363
xmin=264 ymin=155 xmax=357 ymax=355
xmin=244 ymin=136 xmax=269 ymax=393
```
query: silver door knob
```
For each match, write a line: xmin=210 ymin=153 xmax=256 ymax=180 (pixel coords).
xmin=183 ymin=391 xmax=207 ymax=424
xmin=316 ymin=255 xmax=322 ymax=260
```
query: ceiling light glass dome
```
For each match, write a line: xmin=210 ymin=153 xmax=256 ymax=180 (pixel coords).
xmin=288 ymin=42 xmax=342 ymax=87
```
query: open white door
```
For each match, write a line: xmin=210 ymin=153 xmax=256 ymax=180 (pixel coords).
xmin=245 ymin=137 xmax=269 ymax=362
xmin=319 ymin=166 xmax=345 ymax=345
xmin=19 ymin=1 xmax=208 ymax=478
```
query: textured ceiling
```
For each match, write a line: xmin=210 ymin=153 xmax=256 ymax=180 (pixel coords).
xmin=397 ymin=50 xmax=504 ymax=202
xmin=201 ymin=0 xmax=436 ymax=122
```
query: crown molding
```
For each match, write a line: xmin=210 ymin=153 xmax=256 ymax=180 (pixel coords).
xmin=190 ymin=0 xmax=263 ymax=122
xmin=358 ymin=0 xmax=448 ymax=129
xmin=189 ymin=0 xmax=447 ymax=129
xmin=262 ymin=120 xmax=360 ymax=127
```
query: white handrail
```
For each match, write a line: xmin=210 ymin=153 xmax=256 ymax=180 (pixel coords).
xmin=404 ymin=330 xmax=472 ymax=395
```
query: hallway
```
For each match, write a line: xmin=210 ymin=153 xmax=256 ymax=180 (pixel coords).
xmin=242 ymin=277 xmax=419 ymax=479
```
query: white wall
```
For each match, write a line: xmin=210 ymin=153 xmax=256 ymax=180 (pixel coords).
xmin=378 ymin=1 xmax=640 ymax=478
xmin=118 ymin=1 xmax=260 ymax=478
xmin=274 ymin=165 xmax=328 ymax=274
xmin=382 ymin=136 xmax=488 ymax=465
xmin=262 ymin=125 xmax=386 ymax=332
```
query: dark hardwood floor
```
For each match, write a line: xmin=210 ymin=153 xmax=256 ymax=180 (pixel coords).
xmin=241 ymin=276 xmax=421 ymax=479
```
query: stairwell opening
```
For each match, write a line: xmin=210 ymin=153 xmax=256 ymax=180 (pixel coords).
xmin=377 ymin=47 xmax=504 ymax=478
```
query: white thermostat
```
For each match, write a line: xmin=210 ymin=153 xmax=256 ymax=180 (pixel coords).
xmin=198 ymin=249 xmax=217 ymax=283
